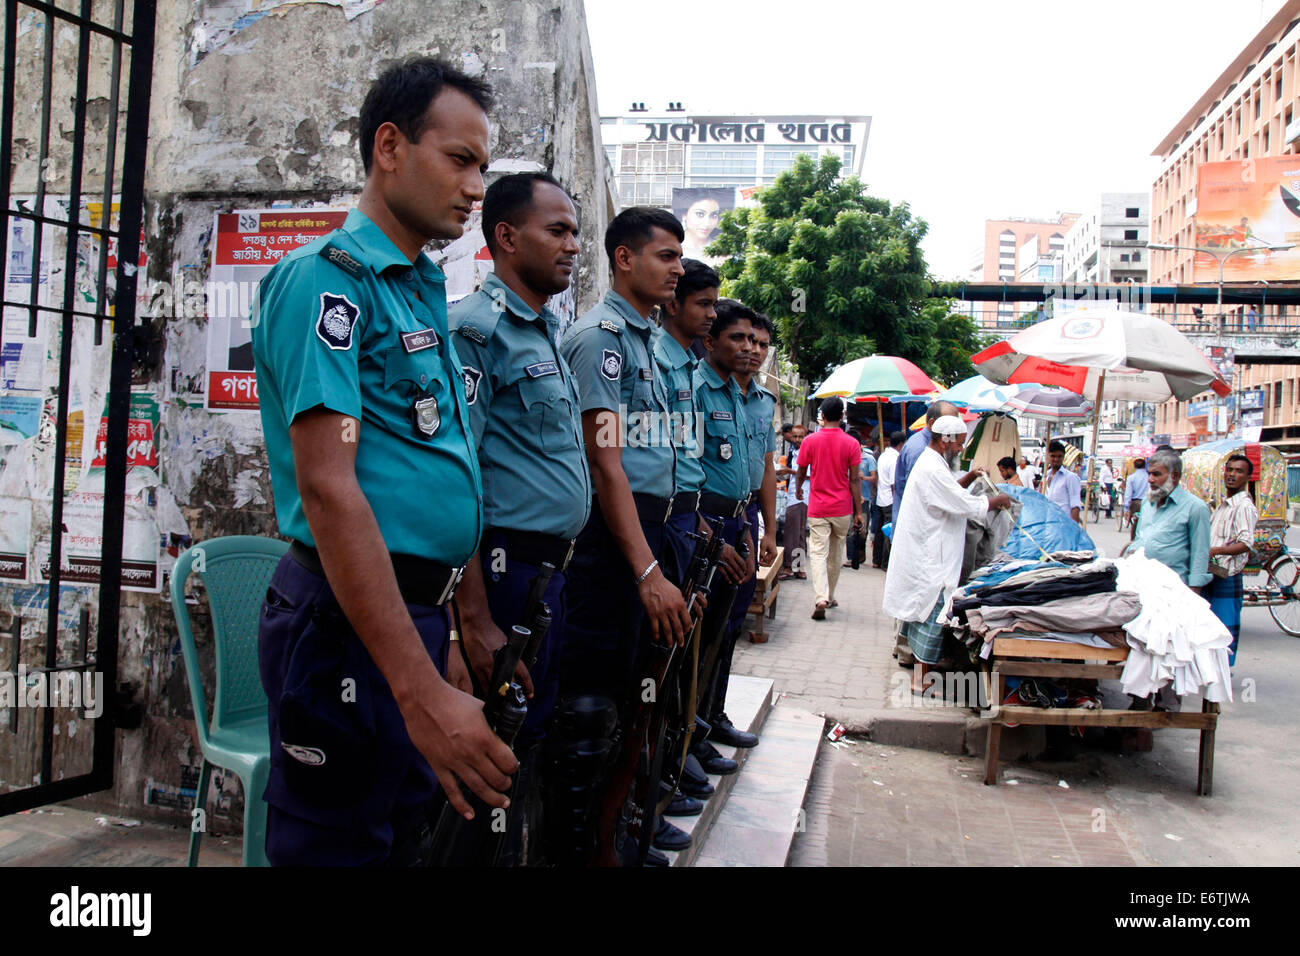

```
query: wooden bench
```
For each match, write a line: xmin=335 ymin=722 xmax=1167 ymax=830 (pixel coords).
xmin=982 ymin=637 xmax=1220 ymax=795
xmin=746 ymin=546 xmax=784 ymax=644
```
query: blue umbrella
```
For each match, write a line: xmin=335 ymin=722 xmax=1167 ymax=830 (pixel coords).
xmin=936 ymin=375 xmax=1041 ymax=413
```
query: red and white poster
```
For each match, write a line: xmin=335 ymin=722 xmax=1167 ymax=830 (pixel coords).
xmin=205 ymin=208 xmax=348 ymax=411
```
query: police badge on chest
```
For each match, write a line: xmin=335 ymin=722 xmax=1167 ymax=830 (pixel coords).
xmin=412 ymin=394 xmax=441 ymax=438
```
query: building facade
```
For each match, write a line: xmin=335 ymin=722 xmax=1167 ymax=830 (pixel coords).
xmin=1062 ymin=193 xmax=1150 ymax=285
xmin=1150 ymin=0 xmax=1300 ymax=450
xmin=600 ymin=112 xmax=870 ymax=208
xmin=975 ymin=215 xmax=1079 ymax=327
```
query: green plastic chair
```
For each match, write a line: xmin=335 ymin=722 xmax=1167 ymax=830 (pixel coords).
xmin=169 ymin=535 xmax=288 ymax=867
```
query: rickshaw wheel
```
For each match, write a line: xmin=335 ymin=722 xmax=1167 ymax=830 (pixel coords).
xmin=1266 ymin=554 xmax=1300 ymax=637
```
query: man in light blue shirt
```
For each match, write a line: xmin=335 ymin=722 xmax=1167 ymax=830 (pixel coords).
xmin=1124 ymin=457 xmax=1150 ymax=536
xmin=1125 ymin=449 xmax=1211 ymax=590
xmin=1041 ymin=440 xmax=1083 ymax=524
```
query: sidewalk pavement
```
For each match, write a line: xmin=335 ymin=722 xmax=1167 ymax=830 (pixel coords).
xmin=733 ymin=556 xmax=974 ymax=749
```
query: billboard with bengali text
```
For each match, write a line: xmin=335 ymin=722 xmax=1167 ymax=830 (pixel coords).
xmin=1194 ymin=158 xmax=1300 ymax=281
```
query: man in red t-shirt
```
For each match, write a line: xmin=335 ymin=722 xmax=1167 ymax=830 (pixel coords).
xmin=796 ymin=396 xmax=864 ymax=619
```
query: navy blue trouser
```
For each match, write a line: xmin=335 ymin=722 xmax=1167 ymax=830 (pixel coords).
xmin=706 ymin=502 xmax=760 ymax=719
xmin=477 ymin=528 xmax=569 ymax=751
xmin=558 ymin=504 xmax=667 ymax=704
xmin=697 ymin=509 xmax=751 ymax=721
xmin=258 ymin=553 xmax=449 ymax=866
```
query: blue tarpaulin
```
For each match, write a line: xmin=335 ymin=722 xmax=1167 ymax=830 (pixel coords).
xmin=996 ymin=484 xmax=1095 ymax=559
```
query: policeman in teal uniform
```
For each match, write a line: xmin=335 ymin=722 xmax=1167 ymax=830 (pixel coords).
xmin=446 ymin=172 xmax=589 ymax=863
xmin=651 ymin=258 xmax=719 ymax=813
xmin=251 ymin=59 xmax=516 ymax=866
xmin=554 ymin=207 xmax=694 ymax=864
xmin=711 ymin=300 xmax=772 ymax=750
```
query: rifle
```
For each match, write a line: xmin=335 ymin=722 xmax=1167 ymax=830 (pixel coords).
xmin=694 ymin=525 xmax=751 ymax=723
xmin=426 ymin=562 xmax=556 ymax=866
xmin=593 ymin=522 xmax=724 ymax=866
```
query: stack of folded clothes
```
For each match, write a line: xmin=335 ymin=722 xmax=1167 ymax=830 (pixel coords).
xmin=941 ymin=549 xmax=1235 ymax=705
xmin=941 ymin=556 xmax=1142 ymax=654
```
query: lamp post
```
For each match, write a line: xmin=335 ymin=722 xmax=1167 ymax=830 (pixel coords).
xmin=1148 ymin=241 xmax=1295 ymax=440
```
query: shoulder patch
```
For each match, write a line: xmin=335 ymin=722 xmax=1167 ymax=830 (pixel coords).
xmin=463 ymin=365 xmax=483 ymax=405
xmin=320 ymin=242 xmax=363 ymax=277
xmin=315 ymin=293 xmax=360 ymax=350
xmin=599 ymin=319 xmax=622 ymax=334
xmin=600 ymin=349 xmax=623 ymax=381
xmin=459 ymin=325 xmax=488 ymax=345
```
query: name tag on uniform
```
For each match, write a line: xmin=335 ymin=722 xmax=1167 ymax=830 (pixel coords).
xmin=711 ymin=410 xmax=733 ymax=421
xmin=676 ymin=388 xmax=692 ymax=401
xmin=638 ymin=368 xmax=653 ymax=381
xmin=525 ymin=361 xmax=559 ymax=378
xmin=401 ymin=328 xmax=440 ymax=353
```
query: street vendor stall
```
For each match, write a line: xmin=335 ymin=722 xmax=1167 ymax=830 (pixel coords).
xmin=938 ymin=483 xmax=1230 ymax=795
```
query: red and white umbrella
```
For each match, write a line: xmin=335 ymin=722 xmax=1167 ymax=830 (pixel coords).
xmin=971 ymin=307 xmax=1230 ymax=402
xmin=970 ymin=307 xmax=1229 ymax=525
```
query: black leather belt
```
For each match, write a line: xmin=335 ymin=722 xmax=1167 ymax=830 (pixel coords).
xmin=289 ymin=540 xmax=464 ymax=607
xmin=631 ymin=492 xmax=674 ymax=525
xmin=670 ymin=490 xmax=701 ymax=517
xmin=699 ymin=491 xmax=749 ymax=519
xmin=488 ymin=528 xmax=575 ymax=572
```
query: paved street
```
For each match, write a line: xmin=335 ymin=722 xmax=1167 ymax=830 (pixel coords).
xmin=735 ymin=507 xmax=1300 ymax=866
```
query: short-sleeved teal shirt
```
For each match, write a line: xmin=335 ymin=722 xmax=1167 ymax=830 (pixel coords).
xmin=651 ymin=326 xmax=705 ymax=497
xmin=252 ymin=209 xmax=482 ymax=563
xmin=739 ymin=380 xmax=778 ymax=492
xmin=449 ymin=273 xmax=590 ymax=540
xmin=693 ymin=359 xmax=750 ymax=501
xmin=560 ymin=291 xmax=676 ymax=500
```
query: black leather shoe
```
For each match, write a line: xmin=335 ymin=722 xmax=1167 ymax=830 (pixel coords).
xmin=644 ymin=847 xmax=670 ymax=867
xmin=678 ymin=753 xmax=714 ymax=798
xmin=662 ymin=792 xmax=704 ymax=817
xmin=691 ymin=739 xmax=738 ymax=775
xmin=653 ymin=817 xmax=692 ymax=852
xmin=710 ymin=713 xmax=758 ymax=748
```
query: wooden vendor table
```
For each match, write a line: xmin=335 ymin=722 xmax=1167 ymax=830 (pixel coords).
xmin=982 ymin=637 xmax=1220 ymax=795
xmin=746 ymin=546 xmax=783 ymax=644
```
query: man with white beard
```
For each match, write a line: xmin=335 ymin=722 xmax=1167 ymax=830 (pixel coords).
xmin=882 ymin=416 xmax=1011 ymax=693
xmin=1123 ymin=448 xmax=1211 ymax=592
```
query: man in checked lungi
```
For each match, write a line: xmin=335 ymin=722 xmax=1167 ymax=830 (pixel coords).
xmin=1207 ymin=454 xmax=1258 ymax=668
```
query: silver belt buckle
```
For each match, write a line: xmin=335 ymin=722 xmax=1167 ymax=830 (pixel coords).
xmin=437 ymin=565 xmax=466 ymax=605
xmin=663 ymin=495 xmax=674 ymax=523
xmin=561 ymin=538 xmax=575 ymax=572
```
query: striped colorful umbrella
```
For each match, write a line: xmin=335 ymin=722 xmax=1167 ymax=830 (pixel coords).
xmin=1002 ymin=386 xmax=1094 ymax=421
xmin=812 ymin=355 xmax=941 ymax=400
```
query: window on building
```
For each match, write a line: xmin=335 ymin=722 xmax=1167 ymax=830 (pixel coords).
xmin=1124 ymin=229 xmax=1138 ymax=240
xmin=1265 ymin=125 xmax=1271 ymax=152
xmin=1277 ymin=72 xmax=1284 ymax=100
xmin=1245 ymin=140 xmax=1250 ymax=158
xmin=1126 ymin=207 xmax=1140 ymax=218
xmin=690 ymin=147 xmax=757 ymax=181
xmin=1256 ymin=94 xmax=1262 ymax=119
xmin=1275 ymin=381 xmax=1283 ymax=407
xmin=1132 ymin=250 xmax=1141 ymax=262
xmin=842 ymin=144 xmax=855 ymax=170
xmin=759 ymin=146 xmax=811 ymax=179
xmin=1120 ymin=253 xmax=1130 ymax=262
xmin=1219 ymin=127 xmax=1225 ymax=152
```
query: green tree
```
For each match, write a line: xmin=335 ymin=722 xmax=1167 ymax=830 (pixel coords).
xmin=911 ymin=299 xmax=997 ymax=386
xmin=708 ymin=153 xmax=932 ymax=385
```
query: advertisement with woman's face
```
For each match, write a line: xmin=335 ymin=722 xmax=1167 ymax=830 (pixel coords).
xmin=672 ymin=187 xmax=736 ymax=262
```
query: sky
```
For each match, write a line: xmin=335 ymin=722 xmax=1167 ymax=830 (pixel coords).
xmin=583 ymin=0 xmax=1291 ymax=279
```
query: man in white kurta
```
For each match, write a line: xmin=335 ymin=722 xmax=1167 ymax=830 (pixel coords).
xmin=882 ymin=417 xmax=1011 ymax=687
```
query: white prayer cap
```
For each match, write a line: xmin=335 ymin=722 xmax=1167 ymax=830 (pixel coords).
xmin=932 ymin=415 xmax=966 ymax=437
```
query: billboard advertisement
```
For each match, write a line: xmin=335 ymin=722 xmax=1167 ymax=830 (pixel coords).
xmin=1194 ymin=158 xmax=1300 ymax=281
xmin=672 ymin=187 xmax=736 ymax=262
